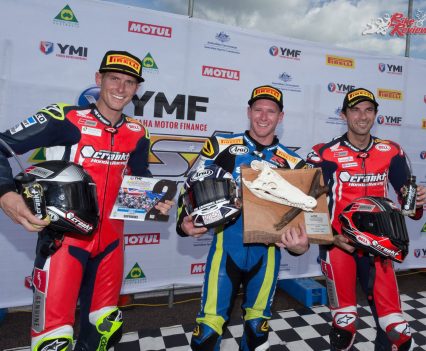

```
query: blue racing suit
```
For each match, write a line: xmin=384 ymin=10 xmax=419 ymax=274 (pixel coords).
xmin=176 ymin=131 xmax=305 ymax=351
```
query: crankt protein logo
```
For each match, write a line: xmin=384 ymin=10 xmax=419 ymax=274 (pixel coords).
xmin=53 ymin=5 xmax=79 ymax=27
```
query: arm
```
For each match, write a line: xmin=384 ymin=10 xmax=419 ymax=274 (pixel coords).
xmin=0 ymin=104 xmax=79 ymax=231
xmin=389 ymin=147 xmax=424 ymax=220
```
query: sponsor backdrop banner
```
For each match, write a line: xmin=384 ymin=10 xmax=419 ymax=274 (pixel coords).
xmin=0 ymin=0 xmax=425 ymax=308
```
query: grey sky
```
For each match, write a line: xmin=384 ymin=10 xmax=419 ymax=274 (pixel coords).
xmin=101 ymin=0 xmax=426 ymax=60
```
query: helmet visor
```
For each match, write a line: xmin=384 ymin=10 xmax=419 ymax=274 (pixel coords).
xmin=352 ymin=208 xmax=408 ymax=241
xmin=42 ymin=181 xmax=99 ymax=213
xmin=184 ymin=179 xmax=235 ymax=214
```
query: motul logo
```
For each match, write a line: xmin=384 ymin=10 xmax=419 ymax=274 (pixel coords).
xmin=202 ymin=65 xmax=240 ymax=80
xmin=128 ymin=21 xmax=172 ymax=38
xmin=124 ymin=233 xmax=160 ymax=246
xmin=191 ymin=263 xmax=206 ymax=274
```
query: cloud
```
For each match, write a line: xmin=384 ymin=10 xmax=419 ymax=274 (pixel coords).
xmin=102 ymin=0 xmax=426 ymax=59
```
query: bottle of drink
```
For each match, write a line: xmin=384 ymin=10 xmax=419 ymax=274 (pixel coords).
xmin=401 ymin=175 xmax=417 ymax=216
xmin=15 ymin=173 xmax=48 ymax=220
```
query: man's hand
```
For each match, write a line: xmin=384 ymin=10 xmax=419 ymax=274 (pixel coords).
xmin=276 ymin=223 xmax=309 ymax=255
xmin=333 ymin=235 xmax=355 ymax=253
xmin=154 ymin=199 xmax=175 ymax=215
xmin=416 ymin=185 xmax=426 ymax=208
xmin=180 ymin=215 xmax=208 ymax=238
xmin=0 ymin=191 xmax=50 ymax=232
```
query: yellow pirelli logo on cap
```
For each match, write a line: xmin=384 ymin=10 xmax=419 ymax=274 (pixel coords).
xmin=106 ymin=54 xmax=141 ymax=73
xmin=326 ymin=55 xmax=355 ymax=68
xmin=347 ymin=89 xmax=374 ymax=101
xmin=253 ymin=87 xmax=282 ymax=101
xmin=377 ymin=89 xmax=403 ymax=100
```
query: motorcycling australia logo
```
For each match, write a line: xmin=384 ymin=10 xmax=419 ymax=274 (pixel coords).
xmin=124 ymin=263 xmax=147 ymax=284
xmin=53 ymin=5 xmax=79 ymax=27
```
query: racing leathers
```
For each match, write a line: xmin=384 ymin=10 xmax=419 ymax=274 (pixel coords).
xmin=306 ymin=133 xmax=423 ymax=351
xmin=0 ymin=103 xmax=151 ymax=351
xmin=176 ymin=131 xmax=306 ymax=351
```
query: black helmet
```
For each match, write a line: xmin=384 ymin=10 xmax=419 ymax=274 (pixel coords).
xmin=15 ymin=160 xmax=99 ymax=235
xmin=182 ymin=164 xmax=242 ymax=228
xmin=339 ymin=196 xmax=409 ymax=263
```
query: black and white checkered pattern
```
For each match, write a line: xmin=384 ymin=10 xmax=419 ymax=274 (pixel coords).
xmin=114 ymin=292 xmax=426 ymax=351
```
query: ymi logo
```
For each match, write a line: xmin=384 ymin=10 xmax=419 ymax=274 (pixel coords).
xmin=40 ymin=41 xmax=54 ymax=55
xmin=363 ymin=9 xmax=426 ymax=37
xmin=328 ymin=83 xmax=356 ymax=94
xmin=376 ymin=115 xmax=402 ymax=126
xmin=269 ymin=46 xmax=302 ymax=60
xmin=378 ymin=63 xmax=403 ymax=75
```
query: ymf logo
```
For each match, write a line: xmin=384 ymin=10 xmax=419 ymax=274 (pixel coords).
xmin=420 ymin=151 xmax=426 ymax=160
xmin=128 ymin=21 xmax=172 ymax=38
xmin=191 ymin=263 xmax=206 ymax=274
xmin=269 ymin=46 xmax=301 ymax=60
xmin=202 ymin=66 xmax=240 ymax=80
xmin=328 ymin=83 xmax=356 ymax=94
xmin=40 ymin=42 xmax=54 ymax=55
xmin=376 ymin=115 xmax=402 ymax=126
xmin=378 ymin=63 xmax=403 ymax=75
xmin=414 ymin=249 xmax=426 ymax=258
xmin=326 ymin=55 xmax=355 ymax=68
xmin=53 ymin=5 xmax=79 ymax=27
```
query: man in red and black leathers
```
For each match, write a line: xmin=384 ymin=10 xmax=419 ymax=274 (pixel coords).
xmin=306 ymin=88 xmax=425 ymax=351
xmin=0 ymin=51 xmax=173 ymax=351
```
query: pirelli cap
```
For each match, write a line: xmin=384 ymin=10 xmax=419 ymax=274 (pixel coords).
xmin=248 ymin=85 xmax=283 ymax=111
xmin=342 ymin=88 xmax=379 ymax=110
xmin=99 ymin=50 xmax=144 ymax=82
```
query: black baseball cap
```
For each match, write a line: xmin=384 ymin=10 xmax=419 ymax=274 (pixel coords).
xmin=342 ymin=88 xmax=378 ymax=110
xmin=248 ymin=85 xmax=283 ymax=111
xmin=99 ymin=50 xmax=144 ymax=82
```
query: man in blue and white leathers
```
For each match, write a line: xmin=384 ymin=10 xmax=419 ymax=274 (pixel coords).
xmin=176 ymin=85 xmax=310 ymax=351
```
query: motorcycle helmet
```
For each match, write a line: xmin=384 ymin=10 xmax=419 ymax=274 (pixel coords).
xmin=182 ymin=164 xmax=242 ymax=228
xmin=15 ymin=160 xmax=99 ymax=235
xmin=339 ymin=196 xmax=409 ymax=263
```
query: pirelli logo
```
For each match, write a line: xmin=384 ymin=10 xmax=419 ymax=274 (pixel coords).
xmin=326 ymin=55 xmax=355 ymax=69
xmin=106 ymin=54 xmax=141 ymax=74
xmin=347 ymin=89 xmax=374 ymax=101
xmin=377 ymin=89 xmax=403 ymax=100
xmin=252 ymin=86 xmax=282 ymax=100
xmin=276 ymin=149 xmax=298 ymax=164
xmin=422 ymin=119 xmax=426 ymax=129
xmin=218 ymin=138 xmax=243 ymax=145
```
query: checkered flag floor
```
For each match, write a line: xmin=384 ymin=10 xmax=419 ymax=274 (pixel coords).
xmin=114 ymin=291 xmax=426 ymax=351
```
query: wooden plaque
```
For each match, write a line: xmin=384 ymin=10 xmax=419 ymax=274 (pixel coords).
xmin=241 ymin=167 xmax=333 ymax=245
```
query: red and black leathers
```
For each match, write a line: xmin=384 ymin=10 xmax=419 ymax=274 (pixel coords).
xmin=0 ymin=103 xmax=151 ymax=348
xmin=306 ymin=133 xmax=422 ymax=350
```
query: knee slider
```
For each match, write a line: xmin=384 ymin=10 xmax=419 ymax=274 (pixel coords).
xmin=386 ymin=322 xmax=412 ymax=351
xmin=240 ymin=318 xmax=270 ymax=351
xmin=190 ymin=323 xmax=221 ymax=351
xmin=329 ymin=313 xmax=357 ymax=350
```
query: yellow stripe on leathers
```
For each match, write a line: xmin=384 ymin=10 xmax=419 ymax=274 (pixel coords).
xmin=245 ymin=245 xmax=275 ymax=321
